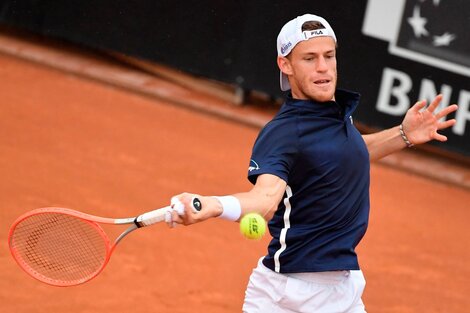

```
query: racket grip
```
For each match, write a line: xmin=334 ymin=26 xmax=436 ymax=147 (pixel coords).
xmin=137 ymin=197 xmax=202 ymax=227
xmin=135 ymin=207 xmax=169 ymax=227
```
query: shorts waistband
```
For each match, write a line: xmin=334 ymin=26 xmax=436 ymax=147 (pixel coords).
xmin=257 ymin=257 xmax=353 ymax=285
xmin=287 ymin=270 xmax=351 ymax=284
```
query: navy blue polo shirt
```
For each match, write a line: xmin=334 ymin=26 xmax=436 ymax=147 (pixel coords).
xmin=247 ymin=89 xmax=370 ymax=273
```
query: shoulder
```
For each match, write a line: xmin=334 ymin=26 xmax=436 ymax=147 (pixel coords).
xmin=261 ymin=104 xmax=300 ymax=134
xmin=255 ymin=109 xmax=300 ymax=148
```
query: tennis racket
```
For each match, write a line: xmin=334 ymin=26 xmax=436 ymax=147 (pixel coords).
xmin=8 ymin=198 xmax=201 ymax=287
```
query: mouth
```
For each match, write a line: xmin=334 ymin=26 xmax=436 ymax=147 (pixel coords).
xmin=314 ymin=79 xmax=331 ymax=86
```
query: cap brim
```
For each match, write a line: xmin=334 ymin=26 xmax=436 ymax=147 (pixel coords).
xmin=280 ymin=71 xmax=290 ymax=91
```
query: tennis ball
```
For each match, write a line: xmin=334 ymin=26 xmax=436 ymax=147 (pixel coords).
xmin=240 ymin=213 xmax=266 ymax=240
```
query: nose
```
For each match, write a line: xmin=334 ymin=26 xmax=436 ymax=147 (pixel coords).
xmin=316 ymin=56 xmax=328 ymax=72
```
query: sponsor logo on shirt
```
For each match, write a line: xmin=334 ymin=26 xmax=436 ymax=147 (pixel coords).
xmin=248 ymin=159 xmax=260 ymax=172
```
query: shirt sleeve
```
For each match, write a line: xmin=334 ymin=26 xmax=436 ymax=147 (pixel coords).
xmin=247 ymin=119 xmax=299 ymax=185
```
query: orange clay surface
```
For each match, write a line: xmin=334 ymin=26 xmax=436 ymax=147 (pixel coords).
xmin=0 ymin=53 xmax=469 ymax=313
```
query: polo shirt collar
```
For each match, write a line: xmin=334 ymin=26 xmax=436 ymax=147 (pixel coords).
xmin=285 ymin=89 xmax=361 ymax=117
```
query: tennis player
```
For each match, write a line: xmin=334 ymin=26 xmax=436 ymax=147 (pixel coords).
xmin=169 ymin=13 xmax=458 ymax=313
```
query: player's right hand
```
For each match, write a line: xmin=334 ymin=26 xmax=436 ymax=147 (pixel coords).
xmin=167 ymin=193 xmax=223 ymax=227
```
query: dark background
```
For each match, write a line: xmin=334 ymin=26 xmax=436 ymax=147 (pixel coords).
xmin=0 ymin=0 xmax=468 ymax=158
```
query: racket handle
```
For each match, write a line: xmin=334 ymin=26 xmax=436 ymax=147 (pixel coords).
xmin=136 ymin=198 xmax=202 ymax=227
xmin=135 ymin=207 xmax=170 ymax=227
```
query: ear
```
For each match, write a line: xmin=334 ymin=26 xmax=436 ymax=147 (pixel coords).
xmin=277 ymin=56 xmax=293 ymax=75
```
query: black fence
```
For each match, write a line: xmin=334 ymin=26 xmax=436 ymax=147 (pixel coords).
xmin=1 ymin=0 xmax=469 ymax=158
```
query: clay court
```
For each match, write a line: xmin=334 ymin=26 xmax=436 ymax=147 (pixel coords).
xmin=0 ymin=33 xmax=469 ymax=313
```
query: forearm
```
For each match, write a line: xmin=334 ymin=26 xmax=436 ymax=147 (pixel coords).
xmin=233 ymin=187 xmax=285 ymax=221
xmin=175 ymin=174 xmax=286 ymax=225
xmin=211 ymin=179 xmax=285 ymax=222
xmin=362 ymin=125 xmax=408 ymax=161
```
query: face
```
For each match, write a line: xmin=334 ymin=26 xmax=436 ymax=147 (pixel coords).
xmin=278 ymin=36 xmax=337 ymax=102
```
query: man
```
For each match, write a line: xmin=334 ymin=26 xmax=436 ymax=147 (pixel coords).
xmin=169 ymin=14 xmax=458 ymax=313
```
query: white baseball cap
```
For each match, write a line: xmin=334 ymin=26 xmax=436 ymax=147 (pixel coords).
xmin=277 ymin=14 xmax=337 ymax=91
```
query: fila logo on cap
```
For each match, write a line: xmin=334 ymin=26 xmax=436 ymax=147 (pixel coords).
xmin=304 ymin=29 xmax=324 ymax=39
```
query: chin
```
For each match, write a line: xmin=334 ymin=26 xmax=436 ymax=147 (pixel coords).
xmin=291 ymin=84 xmax=336 ymax=102
xmin=309 ymin=89 xmax=335 ymax=102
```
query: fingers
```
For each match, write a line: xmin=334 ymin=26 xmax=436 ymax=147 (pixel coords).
xmin=410 ymin=94 xmax=448 ymax=114
xmin=170 ymin=196 xmax=185 ymax=215
xmin=426 ymin=94 xmax=443 ymax=113
xmin=166 ymin=192 xmax=201 ymax=228
xmin=176 ymin=193 xmax=202 ymax=215
xmin=433 ymin=132 xmax=448 ymax=142
xmin=410 ymin=99 xmax=427 ymax=113
xmin=438 ymin=119 xmax=456 ymax=130
xmin=435 ymin=104 xmax=458 ymax=120
xmin=167 ymin=210 xmax=182 ymax=228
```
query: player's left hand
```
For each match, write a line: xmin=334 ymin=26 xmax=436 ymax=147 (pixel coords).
xmin=401 ymin=94 xmax=458 ymax=145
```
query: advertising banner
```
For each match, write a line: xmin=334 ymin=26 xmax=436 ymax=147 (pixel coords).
xmin=0 ymin=0 xmax=468 ymax=157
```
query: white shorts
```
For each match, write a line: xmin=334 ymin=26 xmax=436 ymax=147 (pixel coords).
xmin=243 ymin=258 xmax=366 ymax=313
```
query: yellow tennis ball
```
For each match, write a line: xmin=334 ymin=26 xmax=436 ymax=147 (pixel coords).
xmin=240 ymin=213 xmax=266 ymax=240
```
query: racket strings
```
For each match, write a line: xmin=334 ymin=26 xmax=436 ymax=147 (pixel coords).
xmin=10 ymin=213 xmax=109 ymax=285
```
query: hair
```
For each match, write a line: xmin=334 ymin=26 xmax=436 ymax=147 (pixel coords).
xmin=301 ymin=21 xmax=325 ymax=31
